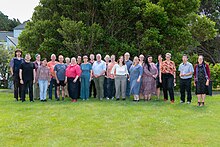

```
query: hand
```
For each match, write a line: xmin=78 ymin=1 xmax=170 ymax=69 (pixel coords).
xmin=48 ymin=82 xmax=50 ymax=86
xmin=194 ymin=82 xmax=196 ymax=87
xmin=206 ymin=80 xmax=209 ymax=86
xmin=159 ymin=78 xmax=162 ymax=83
xmin=20 ymin=79 xmax=24 ymax=84
xmin=33 ymin=80 xmax=36 ymax=84
xmin=64 ymin=79 xmax=67 ymax=84
xmin=73 ymin=79 xmax=77 ymax=83
xmin=56 ymin=80 xmax=59 ymax=84
xmin=89 ymin=77 xmax=92 ymax=82
xmin=137 ymin=78 xmax=140 ymax=83
xmin=180 ymin=73 xmax=183 ymax=77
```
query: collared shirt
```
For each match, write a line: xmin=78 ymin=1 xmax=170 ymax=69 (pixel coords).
xmin=111 ymin=64 xmax=128 ymax=76
xmin=92 ymin=60 xmax=106 ymax=75
xmin=125 ymin=60 xmax=132 ymax=73
xmin=47 ymin=61 xmax=58 ymax=78
xmin=107 ymin=62 xmax=117 ymax=79
xmin=160 ymin=60 xmax=176 ymax=75
xmin=66 ymin=64 xmax=81 ymax=78
xmin=178 ymin=62 xmax=194 ymax=79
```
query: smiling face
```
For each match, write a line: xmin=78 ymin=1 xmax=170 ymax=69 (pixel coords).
xmin=16 ymin=51 xmax=22 ymax=57
xmin=58 ymin=55 xmax=64 ymax=63
xmin=111 ymin=55 xmax=115 ymax=62
xmin=96 ymin=54 xmax=101 ymax=62
xmin=139 ymin=54 xmax=144 ymax=61
xmin=83 ymin=56 xmax=88 ymax=63
xmin=182 ymin=55 xmax=188 ymax=63
xmin=148 ymin=56 xmax=153 ymax=63
xmin=36 ymin=54 xmax=41 ymax=61
xmin=51 ymin=54 xmax=56 ymax=61
xmin=71 ymin=57 xmax=76 ymax=64
xmin=198 ymin=56 xmax=204 ymax=64
xmin=42 ymin=59 xmax=47 ymax=66
xmin=25 ymin=54 xmax=31 ymax=61
xmin=133 ymin=56 xmax=139 ymax=65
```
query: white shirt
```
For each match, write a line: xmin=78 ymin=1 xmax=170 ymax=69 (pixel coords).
xmin=111 ymin=64 xmax=128 ymax=76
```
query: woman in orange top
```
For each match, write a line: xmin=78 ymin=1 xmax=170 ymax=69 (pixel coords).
xmin=159 ymin=53 xmax=176 ymax=103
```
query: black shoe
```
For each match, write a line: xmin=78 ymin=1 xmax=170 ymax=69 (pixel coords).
xmin=122 ymin=98 xmax=126 ymax=101
xmin=44 ymin=99 xmax=47 ymax=102
xmin=116 ymin=98 xmax=120 ymax=101
xmin=62 ymin=97 xmax=64 ymax=101
xmin=56 ymin=98 xmax=60 ymax=101
xmin=40 ymin=100 xmax=44 ymax=102
xmin=197 ymin=102 xmax=201 ymax=106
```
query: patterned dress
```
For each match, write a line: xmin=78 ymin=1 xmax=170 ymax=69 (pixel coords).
xmin=129 ymin=64 xmax=143 ymax=95
xmin=196 ymin=65 xmax=208 ymax=94
xmin=140 ymin=63 xmax=158 ymax=95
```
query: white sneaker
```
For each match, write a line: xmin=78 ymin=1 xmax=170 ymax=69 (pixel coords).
xmin=111 ymin=97 xmax=114 ymax=100
xmin=106 ymin=97 xmax=109 ymax=100
xmin=187 ymin=101 xmax=191 ymax=104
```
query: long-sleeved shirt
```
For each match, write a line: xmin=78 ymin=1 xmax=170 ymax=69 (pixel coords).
xmin=111 ymin=64 xmax=129 ymax=76
xmin=36 ymin=65 xmax=51 ymax=81
xmin=66 ymin=64 xmax=81 ymax=78
xmin=107 ymin=62 xmax=117 ymax=79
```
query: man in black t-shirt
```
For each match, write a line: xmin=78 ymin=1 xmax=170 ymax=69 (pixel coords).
xmin=19 ymin=54 xmax=36 ymax=102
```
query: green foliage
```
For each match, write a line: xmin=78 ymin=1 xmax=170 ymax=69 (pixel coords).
xmin=18 ymin=0 xmax=217 ymax=59
xmin=209 ymin=63 xmax=220 ymax=88
xmin=0 ymin=11 xmax=20 ymax=31
xmin=0 ymin=46 xmax=11 ymax=78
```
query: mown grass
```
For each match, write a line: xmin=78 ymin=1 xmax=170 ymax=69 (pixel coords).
xmin=0 ymin=92 xmax=219 ymax=146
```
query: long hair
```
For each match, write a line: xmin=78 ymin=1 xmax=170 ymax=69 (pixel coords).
xmin=118 ymin=56 xmax=125 ymax=65
xmin=145 ymin=55 xmax=152 ymax=71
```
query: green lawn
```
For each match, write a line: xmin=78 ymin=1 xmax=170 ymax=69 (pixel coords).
xmin=0 ymin=92 xmax=219 ymax=146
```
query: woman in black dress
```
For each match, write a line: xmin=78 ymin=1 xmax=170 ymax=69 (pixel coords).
xmin=194 ymin=55 xmax=210 ymax=106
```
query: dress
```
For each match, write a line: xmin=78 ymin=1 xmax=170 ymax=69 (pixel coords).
xmin=80 ymin=63 xmax=92 ymax=99
xmin=196 ymin=65 xmax=208 ymax=94
xmin=129 ymin=64 xmax=143 ymax=95
xmin=140 ymin=63 xmax=158 ymax=95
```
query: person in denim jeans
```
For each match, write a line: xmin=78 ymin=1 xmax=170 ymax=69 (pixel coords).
xmin=36 ymin=58 xmax=51 ymax=102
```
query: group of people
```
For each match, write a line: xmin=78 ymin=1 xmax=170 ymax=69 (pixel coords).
xmin=10 ymin=49 xmax=210 ymax=106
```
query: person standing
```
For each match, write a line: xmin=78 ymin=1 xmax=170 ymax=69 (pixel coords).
xmin=19 ymin=54 xmax=35 ymax=102
xmin=111 ymin=56 xmax=128 ymax=100
xmin=159 ymin=53 xmax=176 ymax=103
xmin=106 ymin=55 xmax=116 ymax=100
xmin=178 ymin=54 xmax=194 ymax=104
xmin=129 ymin=56 xmax=143 ymax=102
xmin=140 ymin=55 xmax=158 ymax=101
xmin=156 ymin=54 xmax=163 ymax=100
xmin=54 ymin=55 xmax=67 ymax=101
xmin=124 ymin=52 xmax=133 ymax=99
xmin=104 ymin=55 xmax=110 ymax=99
xmin=80 ymin=55 xmax=92 ymax=100
xmin=194 ymin=55 xmax=210 ymax=106
xmin=89 ymin=54 xmax=97 ymax=98
xmin=92 ymin=54 xmax=106 ymax=100
xmin=66 ymin=57 xmax=81 ymax=102
xmin=47 ymin=54 xmax=58 ymax=100
xmin=10 ymin=49 xmax=24 ymax=101
xmin=64 ymin=57 xmax=70 ymax=97
xmin=36 ymin=58 xmax=51 ymax=102
xmin=33 ymin=54 xmax=41 ymax=100
xmin=139 ymin=54 xmax=145 ymax=66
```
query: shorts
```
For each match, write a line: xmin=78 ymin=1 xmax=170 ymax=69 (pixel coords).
xmin=57 ymin=81 xmax=66 ymax=87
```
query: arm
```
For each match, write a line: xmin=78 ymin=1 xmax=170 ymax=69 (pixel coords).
xmin=9 ymin=59 xmax=14 ymax=76
xmin=137 ymin=66 xmax=143 ymax=82
xmin=74 ymin=65 xmax=81 ymax=82
xmin=19 ymin=69 xmax=23 ymax=84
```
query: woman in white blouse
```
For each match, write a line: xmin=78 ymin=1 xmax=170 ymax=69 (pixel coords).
xmin=111 ymin=56 xmax=129 ymax=100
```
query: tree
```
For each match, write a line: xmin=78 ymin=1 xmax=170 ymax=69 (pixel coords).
xmin=0 ymin=11 xmax=20 ymax=31
xmin=18 ymin=0 xmax=217 ymax=61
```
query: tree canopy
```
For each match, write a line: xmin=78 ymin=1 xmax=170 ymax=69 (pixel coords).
xmin=0 ymin=11 xmax=20 ymax=31
xmin=18 ymin=0 xmax=217 ymax=60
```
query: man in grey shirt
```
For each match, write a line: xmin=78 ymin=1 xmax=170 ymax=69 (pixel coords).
xmin=178 ymin=54 xmax=194 ymax=104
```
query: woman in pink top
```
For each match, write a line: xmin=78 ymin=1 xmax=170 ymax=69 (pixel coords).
xmin=66 ymin=57 xmax=81 ymax=102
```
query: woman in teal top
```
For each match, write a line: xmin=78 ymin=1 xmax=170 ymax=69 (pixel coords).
xmin=80 ymin=55 xmax=92 ymax=100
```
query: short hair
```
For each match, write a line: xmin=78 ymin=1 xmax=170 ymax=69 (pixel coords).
xmin=183 ymin=54 xmax=188 ymax=58
xmin=104 ymin=55 xmax=110 ymax=60
xmin=96 ymin=54 xmax=102 ymax=58
xmin=124 ymin=52 xmax=130 ymax=56
xmin=165 ymin=53 xmax=171 ymax=57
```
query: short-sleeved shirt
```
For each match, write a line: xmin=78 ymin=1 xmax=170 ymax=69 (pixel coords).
xmin=160 ymin=60 xmax=176 ymax=75
xmin=10 ymin=57 xmax=25 ymax=75
xmin=178 ymin=62 xmax=194 ymax=79
xmin=47 ymin=61 xmax=58 ymax=78
xmin=54 ymin=63 xmax=67 ymax=81
xmin=92 ymin=60 xmax=106 ymax=76
xmin=81 ymin=63 xmax=92 ymax=77
xmin=20 ymin=61 xmax=35 ymax=81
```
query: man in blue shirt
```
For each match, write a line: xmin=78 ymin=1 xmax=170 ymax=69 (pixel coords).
xmin=178 ymin=54 xmax=194 ymax=104
xmin=124 ymin=52 xmax=132 ymax=98
xmin=92 ymin=54 xmax=106 ymax=100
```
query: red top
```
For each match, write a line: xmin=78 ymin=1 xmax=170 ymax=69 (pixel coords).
xmin=66 ymin=64 xmax=81 ymax=78
xmin=160 ymin=60 xmax=176 ymax=75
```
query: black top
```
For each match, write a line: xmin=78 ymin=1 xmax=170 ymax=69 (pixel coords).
xmin=20 ymin=61 xmax=35 ymax=81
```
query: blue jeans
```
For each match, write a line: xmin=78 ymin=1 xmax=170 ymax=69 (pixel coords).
xmin=48 ymin=78 xmax=57 ymax=99
xmin=38 ymin=80 xmax=48 ymax=100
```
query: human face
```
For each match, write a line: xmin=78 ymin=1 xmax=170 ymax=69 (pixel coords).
xmin=111 ymin=55 xmax=115 ymax=62
xmin=148 ymin=56 xmax=153 ymax=63
xmin=77 ymin=56 xmax=82 ymax=62
xmin=119 ymin=56 xmax=124 ymax=64
xmin=36 ymin=55 xmax=41 ymax=61
xmin=42 ymin=60 xmax=47 ymax=66
xmin=133 ymin=57 xmax=139 ymax=65
xmin=139 ymin=55 xmax=144 ymax=61
xmin=16 ymin=51 xmax=21 ymax=57
xmin=65 ymin=58 xmax=70 ymax=64
xmin=90 ymin=54 xmax=94 ymax=60
xmin=96 ymin=55 xmax=101 ymax=61
xmin=158 ymin=55 xmax=162 ymax=61
xmin=25 ymin=54 xmax=31 ymax=61
xmin=71 ymin=58 xmax=76 ymax=64
xmin=83 ymin=57 xmax=88 ymax=63
xmin=105 ymin=57 xmax=110 ymax=62
xmin=165 ymin=55 xmax=171 ymax=61
xmin=124 ymin=54 xmax=129 ymax=61
xmin=198 ymin=56 xmax=203 ymax=64
xmin=51 ymin=54 xmax=56 ymax=61
xmin=58 ymin=55 xmax=64 ymax=63
xmin=182 ymin=56 xmax=188 ymax=63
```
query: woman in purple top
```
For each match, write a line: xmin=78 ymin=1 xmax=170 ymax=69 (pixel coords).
xmin=140 ymin=55 xmax=158 ymax=101
xmin=36 ymin=58 xmax=51 ymax=102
